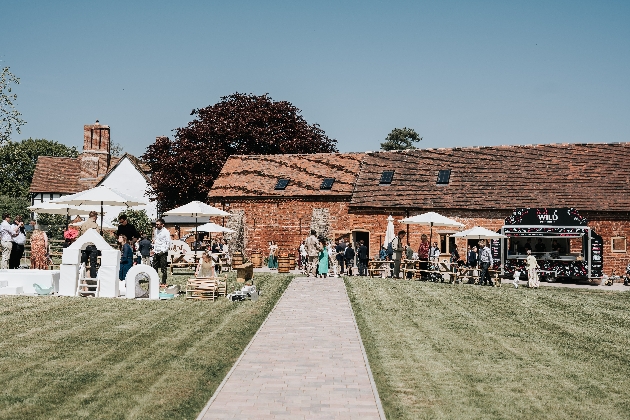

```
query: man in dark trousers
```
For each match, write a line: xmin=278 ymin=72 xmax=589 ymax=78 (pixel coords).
xmin=344 ymin=243 xmax=356 ymax=276
xmin=478 ymin=240 xmax=494 ymax=286
xmin=357 ymin=240 xmax=368 ymax=276
xmin=335 ymin=239 xmax=346 ymax=275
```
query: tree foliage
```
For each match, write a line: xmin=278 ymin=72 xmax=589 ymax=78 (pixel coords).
xmin=143 ymin=93 xmax=338 ymax=210
xmin=0 ymin=138 xmax=78 ymax=197
xmin=0 ymin=195 xmax=30 ymax=223
xmin=380 ymin=127 xmax=423 ymax=151
xmin=0 ymin=67 xmax=26 ymax=145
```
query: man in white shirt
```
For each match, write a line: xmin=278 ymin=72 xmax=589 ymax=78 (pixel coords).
xmin=151 ymin=218 xmax=171 ymax=286
xmin=1 ymin=213 xmax=17 ymax=269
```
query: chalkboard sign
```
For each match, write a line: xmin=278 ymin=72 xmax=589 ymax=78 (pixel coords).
xmin=590 ymin=231 xmax=603 ymax=277
xmin=504 ymin=208 xmax=587 ymax=226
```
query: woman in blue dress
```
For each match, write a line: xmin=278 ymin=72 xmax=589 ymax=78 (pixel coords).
xmin=118 ymin=234 xmax=134 ymax=281
xmin=318 ymin=239 xmax=329 ymax=278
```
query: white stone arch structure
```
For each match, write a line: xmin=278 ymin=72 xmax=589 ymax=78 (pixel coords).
xmin=59 ymin=228 xmax=120 ymax=297
xmin=124 ymin=265 xmax=160 ymax=300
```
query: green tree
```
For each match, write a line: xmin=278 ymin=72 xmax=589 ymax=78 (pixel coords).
xmin=111 ymin=209 xmax=153 ymax=239
xmin=380 ymin=127 xmax=423 ymax=151
xmin=0 ymin=67 xmax=26 ymax=145
xmin=36 ymin=213 xmax=67 ymax=240
xmin=0 ymin=138 xmax=78 ymax=197
xmin=143 ymin=93 xmax=338 ymax=210
xmin=0 ymin=195 xmax=30 ymax=223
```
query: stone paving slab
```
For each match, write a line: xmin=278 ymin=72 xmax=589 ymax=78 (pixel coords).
xmin=198 ymin=277 xmax=385 ymax=419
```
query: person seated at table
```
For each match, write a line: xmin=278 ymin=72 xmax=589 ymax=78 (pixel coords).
xmin=429 ymin=241 xmax=440 ymax=262
xmin=450 ymin=244 xmax=464 ymax=271
xmin=196 ymin=252 xmax=216 ymax=278
xmin=211 ymin=240 xmax=222 ymax=254
xmin=379 ymin=245 xmax=387 ymax=261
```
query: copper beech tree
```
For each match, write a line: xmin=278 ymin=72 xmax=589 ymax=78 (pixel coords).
xmin=142 ymin=93 xmax=338 ymax=211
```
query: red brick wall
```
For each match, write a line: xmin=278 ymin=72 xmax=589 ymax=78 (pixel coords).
xmin=219 ymin=201 xmax=630 ymax=276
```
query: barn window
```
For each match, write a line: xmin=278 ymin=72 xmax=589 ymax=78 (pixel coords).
xmin=320 ymin=178 xmax=335 ymax=190
xmin=274 ymin=179 xmax=290 ymax=190
xmin=612 ymin=237 xmax=626 ymax=253
xmin=437 ymin=169 xmax=451 ymax=185
xmin=379 ymin=170 xmax=394 ymax=185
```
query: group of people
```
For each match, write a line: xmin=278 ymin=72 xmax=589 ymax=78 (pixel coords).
xmin=1 ymin=213 xmax=45 ymax=270
xmin=298 ymin=230 xmax=370 ymax=278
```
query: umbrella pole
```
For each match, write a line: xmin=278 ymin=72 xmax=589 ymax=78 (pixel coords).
xmin=66 ymin=208 xmax=69 ymax=230
xmin=429 ymin=222 xmax=433 ymax=248
xmin=195 ymin=215 xmax=199 ymax=262
xmin=100 ymin=202 xmax=104 ymax=235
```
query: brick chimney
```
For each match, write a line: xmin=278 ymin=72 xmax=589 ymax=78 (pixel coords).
xmin=80 ymin=120 xmax=111 ymax=180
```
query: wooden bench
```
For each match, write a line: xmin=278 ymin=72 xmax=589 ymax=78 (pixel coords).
xmin=186 ymin=278 xmax=219 ymax=300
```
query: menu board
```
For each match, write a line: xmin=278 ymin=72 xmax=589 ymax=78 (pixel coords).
xmin=490 ymin=238 xmax=502 ymax=269
xmin=590 ymin=231 xmax=603 ymax=277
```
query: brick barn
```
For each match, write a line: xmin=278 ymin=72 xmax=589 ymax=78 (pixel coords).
xmin=208 ymin=142 xmax=630 ymax=277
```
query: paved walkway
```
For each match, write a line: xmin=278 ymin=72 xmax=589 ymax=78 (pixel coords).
xmin=198 ymin=277 xmax=385 ymax=419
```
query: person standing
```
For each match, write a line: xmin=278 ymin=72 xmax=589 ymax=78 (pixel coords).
xmin=478 ymin=240 xmax=494 ymax=286
xmin=418 ymin=234 xmax=430 ymax=279
xmin=81 ymin=211 xmax=100 ymax=278
xmin=268 ymin=241 xmax=278 ymax=269
xmin=152 ymin=218 xmax=171 ymax=286
xmin=392 ymin=230 xmax=406 ymax=278
xmin=137 ymin=233 xmax=152 ymax=265
xmin=29 ymin=226 xmax=49 ymax=269
xmin=467 ymin=245 xmax=478 ymax=267
xmin=318 ymin=239 xmax=329 ymax=278
xmin=118 ymin=234 xmax=134 ymax=281
xmin=335 ymin=239 xmax=346 ymax=274
xmin=116 ymin=214 xmax=140 ymax=245
xmin=9 ymin=216 xmax=26 ymax=269
xmin=0 ymin=213 xmax=17 ymax=269
xmin=305 ymin=230 xmax=322 ymax=277
xmin=525 ymin=250 xmax=540 ymax=288
xmin=344 ymin=243 xmax=356 ymax=276
xmin=357 ymin=240 xmax=368 ymax=276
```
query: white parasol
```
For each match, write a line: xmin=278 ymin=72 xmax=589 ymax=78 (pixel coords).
xmin=52 ymin=185 xmax=147 ymax=234
xmin=384 ymin=215 xmax=395 ymax=247
xmin=451 ymin=226 xmax=507 ymax=240
xmin=163 ymin=201 xmax=230 ymax=258
xmin=399 ymin=211 xmax=464 ymax=244
xmin=196 ymin=222 xmax=235 ymax=233
xmin=29 ymin=202 xmax=102 ymax=229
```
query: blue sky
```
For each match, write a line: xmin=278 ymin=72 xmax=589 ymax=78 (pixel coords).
xmin=2 ymin=0 xmax=629 ymax=156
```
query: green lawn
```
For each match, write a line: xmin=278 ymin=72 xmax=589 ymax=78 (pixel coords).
xmin=0 ymin=272 xmax=292 ymax=420
xmin=345 ymin=278 xmax=630 ymax=420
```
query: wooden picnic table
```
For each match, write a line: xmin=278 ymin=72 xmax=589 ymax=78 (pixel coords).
xmin=368 ymin=260 xmax=394 ymax=277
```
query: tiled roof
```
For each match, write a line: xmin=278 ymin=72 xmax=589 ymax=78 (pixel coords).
xmin=208 ymin=153 xmax=364 ymax=200
xmin=350 ymin=143 xmax=630 ymax=212
xmin=29 ymin=156 xmax=82 ymax=193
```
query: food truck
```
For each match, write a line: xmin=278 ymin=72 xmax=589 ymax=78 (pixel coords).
xmin=499 ymin=208 xmax=603 ymax=281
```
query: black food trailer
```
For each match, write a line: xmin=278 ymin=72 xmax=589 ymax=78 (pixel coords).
xmin=499 ymin=208 xmax=603 ymax=281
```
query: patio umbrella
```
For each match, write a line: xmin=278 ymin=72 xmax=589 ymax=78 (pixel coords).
xmin=384 ymin=215 xmax=395 ymax=247
xmin=451 ymin=226 xmax=507 ymax=240
xmin=163 ymin=201 xmax=230 ymax=258
xmin=399 ymin=211 xmax=464 ymax=245
xmin=196 ymin=222 xmax=235 ymax=233
xmin=51 ymin=185 xmax=147 ymax=234
xmin=28 ymin=202 xmax=100 ymax=229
